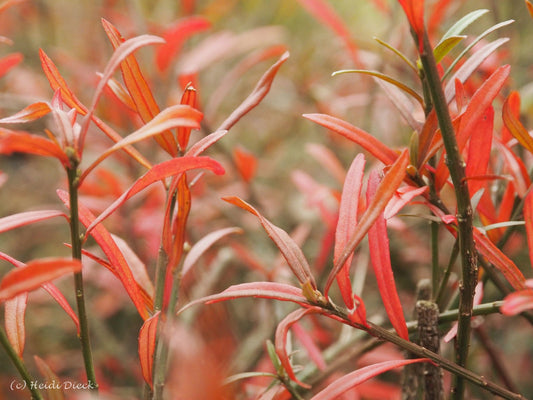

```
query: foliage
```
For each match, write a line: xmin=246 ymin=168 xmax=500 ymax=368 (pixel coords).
xmin=1 ymin=0 xmax=533 ymax=399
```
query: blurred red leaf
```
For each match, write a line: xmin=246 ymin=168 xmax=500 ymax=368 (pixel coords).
xmin=156 ymin=16 xmax=211 ymax=72
xmin=0 ymin=209 xmax=66 ymax=234
xmin=218 ymin=51 xmax=289 ymax=131
xmin=0 ymin=129 xmax=70 ymax=166
xmin=223 ymin=196 xmax=317 ymax=293
xmin=303 ymin=114 xmax=398 ymax=166
xmin=334 ymin=153 xmax=365 ymax=311
xmin=0 ymin=102 xmax=51 ymax=124
xmin=99 ymin=19 xmax=175 ymax=155
xmin=326 ymin=150 xmax=409 ymax=297
xmin=310 ymin=359 xmax=430 ymax=400
xmin=524 ymin=190 xmax=533 ymax=269
xmin=5 ymin=293 xmax=27 ymax=356
xmin=0 ymin=251 xmax=79 ymax=331
xmin=527 ymin=0 xmax=533 ymax=19
xmin=306 ymin=143 xmax=346 ymax=184
xmin=139 ymin=311 xmax=160 ymax=389
xmin=501 ymin=289 xmax=533 ymax=315
xmin=0 ymin=258 xmax=81 ymax=302
xmin=503 ymin=91 xmax=533 ymax=154
xmin=86 ymin=156 xmax=224 ymax=234
xmin=0 ymin=52 xmax=22 ymax=78
xmin=473 ymin=228 xmax=525 ymax=290
xmin=233 ymin=146 xmax=257 ymax=183
xmin=57 ymin=190 xmax=151 ymax=320
xmin=177 ymin=84 xmax=198 ymax=151
xmin=275 ymin=308 xmax=322 ymax=388
xmin=178 ymin=282 xmax=310 ymax=315
xmin=296 ymin=0 xmax=359 ymax=65
xmin=292 ymin=322 xmax=326 ymax=372
xmin=182 ymin=227 xmax=243 ymax=279
xmin=367 ymin=171 xmax=409 ymax=340
xmin=498 ymin=140 xmax=530 ymax=198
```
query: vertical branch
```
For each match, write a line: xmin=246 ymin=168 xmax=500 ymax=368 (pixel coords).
xmin=0 ymin=328 xmax=44 ymax=400
xmin=67 ymin=165 xmax=98 ymax=394
xmin=418 ymin=31 xmax=478 ymax=399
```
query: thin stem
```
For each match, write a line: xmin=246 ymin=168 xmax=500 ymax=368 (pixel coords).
xmin=0 ymin=328 xmax=44 ymax=400
xmin=67 ymin=166 xmax=98 ymax=393
xmin=419 ymin=31 xmax=478 ymax=400
xmin=431 ymin=221 xmax=440 ymax=296
xmin=435 ymin=240 xmax=459 ymax=308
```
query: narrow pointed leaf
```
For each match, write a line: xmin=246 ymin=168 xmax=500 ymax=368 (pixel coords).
xmin=101 ymin=74 xmax=137 ymax=111
xmin=275 ymin=308 xmax=322 ymax=388
xmin=156 ymin=16 xmax=211 ymax=72
xmin=178 ymin=282 xmax=310 ymax=316
xmin=397 ymin=0 xmax=425 ymax=50
xmin=182 ymin=227 xmax=243 ymax=278
xmin=101 ymin=19 xmax=176 ymax=155
xmin=303 ymin=114 xmax=398 ymax=165
xmin=373 ymin=37 xmax=417 ymax=73
xmin=501 ymin=289 xmax=533 ymax=315
xmin=0 ymin=210 xmax=66 ymax=234
xmin=177 ymin=85 xmax=198 ymax=151
xmin=0 ymin=251 xmax=79 ymax=331
xmin=233 ymin=146 xmax=257 ymax=182
xmin=5 ymin=293 xmax=27 ymax=356
xmin=384 ymin=185 xmax=428 ymax=219
xmin=326 ymin=150 xmax=409 ymax=296
xmin=0 ymin=129 xmax=70 ymax=166
xmin=57 ymin=190 xmax=151 ymax=319
xmin=367 ymin=171 xmax=409 ymax=340
xmin=523 ymin=190 xmax=533 ymax=269
xmin=434 ymin=36 xmax=466 ymax=64
xmin=0 ymin=102 xmax=52 ymax=124
xmin=185 ymin=129 xmax=228 ymax=156
xmin=333 ymin=69 xmax=424 ymax=107
xmin=334 ymin=153 xmax=365 ymax=310
xmin=218 ymin=51 xmax=289 ymax=131
xmin=139 ymin=311 xmax=160 ymax=389
xmin=473 ymin=228 xmax=526 ymax=290
xmin=310 ymin=359 xmax=430 ymax=400
xmin=527 ymin=0 xmax=533 ymax=19
xmin=34 ymin=356 xmax=65 ymax=400
xmin=86 ymin=156 xmax=224 ymax=234
xmin=466 ymin=106 xmax=494 ymax=195
xmin=439 ymin=9 xmax=489 ymax=43
xmin=503 ymin=92 xmax=533 ymax=154
xmin=223 ymin=196 xmax=317 ymax=292
xmin=0 ymin=258 xmax=82 ymax=302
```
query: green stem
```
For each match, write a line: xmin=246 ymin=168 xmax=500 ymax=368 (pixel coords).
xmin=67 ymin=166 xmax=98 ymax=393
xmin=419 ymin=31 xmax=478 ymax=400
xmin=0 ymin=328 xmax=44 ymax=400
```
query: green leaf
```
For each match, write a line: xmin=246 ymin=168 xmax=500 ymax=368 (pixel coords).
xmin=332 ymin=69 xmax=424 ymax=107
xmin=439 ymin=9 xmax=489 ymax=43
xmin=373 ymin=37 xmax=417 ymax=73
xmin=434 ymin=35 xmax=466 ymax=63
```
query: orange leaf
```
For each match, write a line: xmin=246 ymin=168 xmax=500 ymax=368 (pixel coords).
xmin=5 ymin=293 xmax=27 ymax=356
xmin=101 ymin=19 xmax=176 ymax=155
xmin=0 ymin=258 xmax=82 ymax=302
xmin=0 ymin=102 xmax=52 ymax=124
xmin=524 ymin=190 xmax=533 ymax=270
xmin=526 ymin=0 xmax=533 ymax=19
xmin=139 ymin=311 xmax=160 ymax=388
xmin=177 ymin=84 xmax=198 ymax=151
xmin=325 ymin=150 xmax=409 ymax=297
xmin=233 ymin=145 xmax=257 ymax=183
xmin=367 ymin=171 xmax=409 ymax=340
xmin=397 ymin=0 xmax=425 ymax=50
xmin=0 ymin=52 xmax=23 ymax=78
xmin=503 ymin=91 xmax=533 ymax=154
xmin=0 ymin=129 xmax=70 ymax=166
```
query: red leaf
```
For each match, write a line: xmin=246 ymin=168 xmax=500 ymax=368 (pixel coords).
xmin=233 ymin=146 xmax=258 ymax=183
xmin=92 ymin=20 xmax=173 ymax=154
xmin=0 ymin=52 xmax=23 ymax=78
xmin=465 ymin=106 xmax=494 ymax=195
xmin=223 ymin=197 xmax=317 ymax=293
xmin=473 ymin=228 xmax=525 ymax=290
xmin=0 ymin=102 xmax=51 ymax=124
xmin=185 ymin=129 xmax=228 ymax=157
xmin=325 ymin=150 xmax=409 ymax=297
xmin=383 ymin=185 xmax=428 ymax=219
xmin=524 ymin=189 xmax=533 ymax=269
xmin=310 ymin=359 xmax=430 ymax=400
xmin=0 ymin=258 xmax=82 ymax=302
xmin=5 ymin=293 xmax=27 ymax=356
xmin=0 ymin=129 xmax=70 ymax=166
xmin=291 ymin=322 xmax=326 ymax=371
xmin=57 ymin=190 xmax=151 ymax=320
xmin=503 ymin=91 xmax=533 ymax=154
xmin=303 ymin=114 xmax=398 ymax=166
xmin=139 ymin=311 xmax=160 ymax=389
xmin=0 ymin=251 xmax=79 ymax=331
xmin=501 ymin=289 xmax=533 ymax=315
xmin=501 ymin=91 xmax=522 ymax=144
xmin=156 ymin=16 xmax=211 ymax=72
xmin=275 ymin=308 xmax=322 ymax=388
xmin=177 ymin=84 xmax=198 ymax=151
xmin=397 ymin=0 xmax=425 ymax=50
xmin=334 ymin=154 xmax=365 ymax=311
xmin=218 ymin=51 xmax=289 ymax=131
xmin=86 ymin=156 xmax=224 ymax=234
xmin=296 ymin=0 xmax=359 ymax=65
xmin=182 ymin=227 xmax=243 ymax=279
xmin=178 ymin=282 xmax=310 ymax=315
xmin=367 ymin=171 xmax=409 ymax=340
xmin=0 ymin=210 xmax=66 ymax=234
